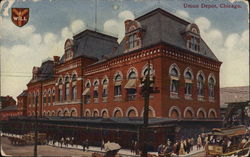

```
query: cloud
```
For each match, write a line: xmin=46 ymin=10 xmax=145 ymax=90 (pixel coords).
xmin=103 ymin=10 xmax=134 ymax=42
xmin=0 ymin=18 xmax=86 ymax=99
xmin=176 ymin=10 xmax=189 ymax=19
xmin=70 ymin=19 xmax=85 ymax=34
xmin=195 ymin=17 xmax=211 ymax=31
xmin=1 ymin=0 xmax=15 ymax=16
xmin=195 ymin=16 xmax=249 ymax=87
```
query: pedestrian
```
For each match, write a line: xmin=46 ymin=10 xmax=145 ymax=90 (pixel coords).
xmin=157 ymin=143 xmax=163 ymax=155
xmin=86 ymin=139 xmax=89 ymax=150
xmin=179 ymin=140 xmax=186 ymax=155
xmin=130 ymin=140 xmax=134 ymax=153
xmin=101 ymin=139 xmax=105 ymax=151
xmin=82 ymin=140 xmax=86 ymax=151
xmin=197 ymin=135 xmax=202 ymax=150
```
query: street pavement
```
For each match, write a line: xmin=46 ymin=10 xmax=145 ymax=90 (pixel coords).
xmin=1 ymin=134 xmax=206 ymax=157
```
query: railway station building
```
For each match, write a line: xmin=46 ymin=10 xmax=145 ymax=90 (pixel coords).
xmin=3 ymin=8 xmax=222 ymax=149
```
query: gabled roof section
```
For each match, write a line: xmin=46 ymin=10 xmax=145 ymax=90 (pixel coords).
xmin=68 ymin=29 xmax=118 ymax=61
xmin=115 ymin=8 xmax=219 ymax=61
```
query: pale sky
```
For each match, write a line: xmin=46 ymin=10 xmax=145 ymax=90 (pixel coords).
xmin=0 ymin=0 xmax=249 ymax=99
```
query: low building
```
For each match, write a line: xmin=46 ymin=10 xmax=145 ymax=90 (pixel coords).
xmin=0 ymin=95 xmax=16 ymax=109
xmin=220 ymin=86 xmax=249 ymax=118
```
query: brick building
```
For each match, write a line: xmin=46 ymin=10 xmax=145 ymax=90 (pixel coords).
xmin=0 ymin=95 xmax=16 ymax=109
xmin=0 ymin=93 xmax=26 ymax=120
xmin=23 ymin=8 xmax=221 ymax=121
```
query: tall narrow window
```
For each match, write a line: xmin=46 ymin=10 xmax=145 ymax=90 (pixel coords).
xmin=102 ymin=78 xmax=108 ymax=102
xmin=58 ymin=78 xmax=63 ymax=102
xmin=125 ymin=71 xmax=137 ymax=101
xmin=184 ymin=71 xmax=192 ymax=96
xmin=93 ymin=80 xmax=99 ymax=103
xmin=72 ymin=74 xmax=77 ymax=101
xmin=65 ymin=76 xmax=70 ymax=100
xmin=197 ymin=74 xmax=204 ymax=96
xmin=129 ymin=34 xmax=136 ymax=49
xmin=170 ymin=68 xmax=179 ymax=93
xmin=208 ymin=77 xmax=215 ymax=98
xmin=83 ymin=82 xmax=91 ymax=104
xmin=114 ymin=74 xmax=122 ymax=96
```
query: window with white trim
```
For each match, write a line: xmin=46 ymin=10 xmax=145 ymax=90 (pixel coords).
xmin=184 ymin=71 xmax=192 ymax=95
xmin=208 ymin=77 xmax=215 ymax=98
xmin=197 ymin=74 xmax=204 ymax=96
xmin=65 ymin=76 xmax=70 ymax=100
xmin=170 ymin=68 xmax=179 ymax=93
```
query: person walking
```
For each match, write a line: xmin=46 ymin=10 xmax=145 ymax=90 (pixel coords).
xmin=101 ymin=139 xmax=105 ymax=151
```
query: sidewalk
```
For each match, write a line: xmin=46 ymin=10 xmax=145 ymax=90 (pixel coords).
xmin=2 ymin=133 xmax=204 ymax=157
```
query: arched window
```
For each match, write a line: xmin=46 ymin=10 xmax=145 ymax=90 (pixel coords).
xmin=184 ymin=70 xmax=193 ymax=96
xmin=83 ymin=81 xmax=91 ymax=104
xmin=128 ymin=71 xmax=136 ymax=79
xmin=170 ymin=109 xmax=179 ymax=119
xmin=43 ymin=91 xmax=47 ymax=106
xmin=102 ymin=111 xmax=108 ymax=118
xmin=114 ymin=73 xmax=122 ymax=98
xmin=197 ymin=74 xmax=204 ymax=96
xmin=48 ymin=90 xmax=51 ymax=105
xmin=114 ymin=110 xmax=122 ymax=117
xmin=58 ymin=78 xmax=63 ymax=102
xmin=93 ymin=111 xmax=99 ymax=117
xmin=170 ymin=66 xmax=179 ymax=95
xmin=102 ymin=78 xmax=108 ymax=101
xmin=72 ymin=74 xmax=77 ymax=100
xmin=115 ymin=74 xmax=122 ymax=82
xmin=208 ymin=77 xmax=215 ymax=98
xmin=125 ymin=70 xmax=137 ymax=101
xmin=93 ymin=80 xmax=99 ymax=103
xmin=65 ymin=76 xmax=70 ymax=100
xmin=128 ymin=109 xmax=136 ymax=117
xmin=85 ymin=110 xmax=91 ymax=117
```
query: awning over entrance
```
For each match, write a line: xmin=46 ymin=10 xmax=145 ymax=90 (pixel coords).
xmin=82 ymin=88 xmax=90 ymax=95
xmin=124 ymin=79 xmax=136 ymax=89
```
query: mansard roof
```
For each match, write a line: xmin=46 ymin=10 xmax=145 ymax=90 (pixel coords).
xmin=115 ymin=8 xmax=218 ymax=61
xmin=28 ymin=60 xmax=54 ymax=84
xmin=60 ymin=29 xmax=119 ymax=63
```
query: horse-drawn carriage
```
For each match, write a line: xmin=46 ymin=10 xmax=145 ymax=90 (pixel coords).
xmin=8 ymin=132 xmax=47 ymax=145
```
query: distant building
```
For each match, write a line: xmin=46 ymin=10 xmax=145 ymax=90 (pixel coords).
xmin=0 ymin=91 xmax=27 ymax=120
xmin=0 ymin=95 xmax=16 ymax=109
xmin=220 ymin=86 xmax=249 ymax=118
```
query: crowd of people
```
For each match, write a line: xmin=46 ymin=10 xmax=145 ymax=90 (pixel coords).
xmin=157 ymin=134 xmax=207 ymax=156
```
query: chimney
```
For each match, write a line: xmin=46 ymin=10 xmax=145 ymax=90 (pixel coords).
xmin=53 ymin=56 xmax=60 ymax=63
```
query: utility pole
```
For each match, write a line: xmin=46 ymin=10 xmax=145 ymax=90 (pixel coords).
xmin=34 ymin=93 xmax=38 ymax=157
xmin=141 ymin=60 xmax=154 ymax=157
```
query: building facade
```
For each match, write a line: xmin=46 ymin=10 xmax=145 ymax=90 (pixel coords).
xmin=0 ymin=92 xmax=26 ymax=120
xmin=23 ymin=8 xmax=221 ymax=120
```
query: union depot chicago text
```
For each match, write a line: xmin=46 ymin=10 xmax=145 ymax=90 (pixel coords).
xmin=18 ymin=8 xmax=222 ymax=121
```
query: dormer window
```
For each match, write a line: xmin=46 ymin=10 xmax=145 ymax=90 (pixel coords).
xmin=124 ymin=20 xmax=142 ymax=53
xmin=129 ymin=34 xmax=137 ymax=49
xmin=189 ymin=36 xmax=199 ymax=51
xmin=185 ymin=23 xmax=200 ymax=52
xmin=64 ymin=39 xmax=74 ymax=61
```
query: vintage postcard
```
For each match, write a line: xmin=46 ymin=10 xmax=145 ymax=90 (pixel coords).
xmin=0 ymin=0 xmax=249 ymax=157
